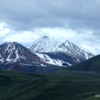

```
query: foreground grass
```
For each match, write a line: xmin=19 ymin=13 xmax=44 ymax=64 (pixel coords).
xmin=0 ymin=70 xmax=100 ymax=100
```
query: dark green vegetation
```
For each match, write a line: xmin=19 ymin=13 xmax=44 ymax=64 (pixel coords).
xmin=69 ymin=55 xmax=100 ymax=73
xmin=0 ymin=70 xmax=100 ymax=100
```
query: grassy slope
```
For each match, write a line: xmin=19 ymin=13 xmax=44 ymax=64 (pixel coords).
xmin=69 ymin=55 xmax=100 ymax=73
xmin=0 ymin=70 xmax=100 ymax=100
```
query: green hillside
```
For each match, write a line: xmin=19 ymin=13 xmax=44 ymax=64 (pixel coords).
xmin=0 ymin=70 xmax=100 ymax=100
xmin=69 ymin=55 xmax=100 ymax=73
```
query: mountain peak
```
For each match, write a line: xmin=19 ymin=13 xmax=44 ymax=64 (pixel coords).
xmin=0 ymin=42 xmax=42 ymax=64
xmin=4 ymin=42 xmax=19 ymax=45
xmin=42 ymin=36 xmax=49 ymax=39
xmin=28 ymin=36 xmax=62 ymax=52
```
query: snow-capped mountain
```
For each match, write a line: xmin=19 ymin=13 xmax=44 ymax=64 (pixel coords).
xmin=0 ymin=42 xmax=42 ymax=65
xmin=29 ymin=36 xmax=94 ymax=66
xmin=56 ymin=40 xmax=93 ymax=59
xmin=28 ymin=36 xmax=62 ymax=52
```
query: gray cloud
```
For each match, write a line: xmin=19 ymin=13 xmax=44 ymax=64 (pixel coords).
xmin=0 ymin=0 xmax=100 ymax=30
xmin=0 ymin=0 xmax=100 ymax=54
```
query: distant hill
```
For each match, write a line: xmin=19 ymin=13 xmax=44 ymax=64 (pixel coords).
xmin=69 ymin=55 xmax=100 ymax=73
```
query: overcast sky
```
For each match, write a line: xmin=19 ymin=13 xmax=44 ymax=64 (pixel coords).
xmin=0 ymin=0 xmax=100 ymax=55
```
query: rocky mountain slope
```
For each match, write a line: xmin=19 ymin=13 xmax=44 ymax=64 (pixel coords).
xmin=0 ymin=42 xmax=42 ymax=65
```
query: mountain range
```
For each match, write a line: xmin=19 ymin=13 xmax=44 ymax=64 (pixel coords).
xmin=0 ymin=36 xmax=100 ymax=100
xmin=0 ymin=42 xmax=66 ymax=74
xmin=0 ymin=36 xmax=94 ymax=74
xmin=29 ymin=36 xmax=94 ymax=67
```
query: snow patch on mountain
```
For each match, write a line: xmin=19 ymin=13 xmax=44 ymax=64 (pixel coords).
xmin=28 ymin=36 xmax=63 ymax=52
xmin=36 ymin=53 xmax=62 ymax=66
xmin=36 ymin=53 xmax=72 ymax=67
